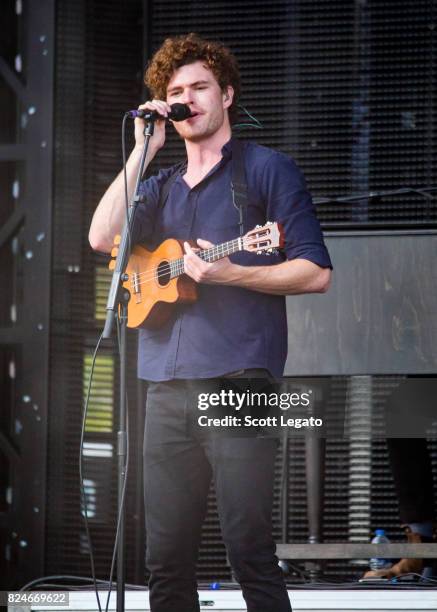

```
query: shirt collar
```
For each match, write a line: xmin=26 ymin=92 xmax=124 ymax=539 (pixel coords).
xmin=175 ymin=136 xmax=234 ymax=177
xmin=221 ymin=136 xmax=235 ymax=160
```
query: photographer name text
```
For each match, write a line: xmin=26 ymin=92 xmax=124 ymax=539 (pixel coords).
xmin=198 ymin=415 xmax=322 ymax=428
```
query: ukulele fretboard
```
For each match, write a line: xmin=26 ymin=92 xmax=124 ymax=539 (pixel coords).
xmin=169 ymin=237 xmax=243 ymax=278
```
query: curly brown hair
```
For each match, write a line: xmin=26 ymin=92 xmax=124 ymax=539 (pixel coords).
xmin=144 ymin=33 xmax=241 ymax=123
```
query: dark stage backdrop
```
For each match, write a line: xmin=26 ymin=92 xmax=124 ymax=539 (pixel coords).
xmin=0 ymin=0 xmax=436 ymax=588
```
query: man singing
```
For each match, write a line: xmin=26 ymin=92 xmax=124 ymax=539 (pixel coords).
xmin=89 ymin=33 xmax=332 ymax=612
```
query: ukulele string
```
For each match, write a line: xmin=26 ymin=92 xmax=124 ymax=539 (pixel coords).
xmin=128 ymin=240 xmax=240 ymax=285
xmin=126 ymin=233 xmax=274 ymax=289
xmin=129 ymin=243 xmax=239 ymax=289
xmin=131 ymin=242 xmax=275 ymax=289
xmin=130 ymin=240 xmax=238 ymax=280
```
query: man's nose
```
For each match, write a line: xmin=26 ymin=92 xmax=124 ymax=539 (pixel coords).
xmin=180 ymin=88 xmax=194 ymax=105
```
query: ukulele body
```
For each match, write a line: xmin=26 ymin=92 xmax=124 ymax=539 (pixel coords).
xmin=109 ymin=221 xmax=283 ymax=329
xmin=124 ymin=238 xmax=197 ymax=329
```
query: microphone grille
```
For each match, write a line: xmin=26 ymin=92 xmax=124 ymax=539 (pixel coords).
xmin=170 ymin=103 xmax=192 ymax=121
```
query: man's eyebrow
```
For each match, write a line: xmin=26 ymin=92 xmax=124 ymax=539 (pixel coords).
xmin=167 ymin=80 xmax=210 ymax=93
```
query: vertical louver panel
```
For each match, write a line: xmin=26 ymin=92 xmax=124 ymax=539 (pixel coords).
xmin=47 ymin=0 xmax=145 ymax=584
xmin=147 ymin=0 xmax=436 ymax=226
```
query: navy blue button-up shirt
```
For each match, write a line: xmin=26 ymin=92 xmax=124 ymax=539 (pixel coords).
xmin=132 ymin=138 xmax=332 ymax=381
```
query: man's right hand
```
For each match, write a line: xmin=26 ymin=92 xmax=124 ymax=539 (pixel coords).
xmin=89 ymin=98 xmax=170 ymax=253
xmin=134 ymin=99 xmax=171 ymax=152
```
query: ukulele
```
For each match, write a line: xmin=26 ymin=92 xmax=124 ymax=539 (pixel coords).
xmin=109 ymin=221 xmax=284 ymax=329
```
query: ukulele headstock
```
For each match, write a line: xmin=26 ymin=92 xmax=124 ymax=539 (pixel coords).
xmin=242 ymin=222 xmax=284 ymax=255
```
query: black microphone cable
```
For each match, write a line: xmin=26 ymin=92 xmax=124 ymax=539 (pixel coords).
xmin=122 ymin=112 xmax=133 ymax=260
xmin=101 ymin=316 xmax=130 ymax=612
xmin=79 ymin=332 xmax=105 ymax=612
xmin=78 ymin=109 xmax=135 ymax=612
xmin=100 ymin=131 xmax=134 ymax=608
xmin=79 ymin=329 xmax=131 ymax=612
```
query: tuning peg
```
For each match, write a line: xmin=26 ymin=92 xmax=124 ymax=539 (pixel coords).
xmin=256 ymin=250 xmax=261 ymax=255
xmin=113 ymin=234 xmax=121 ymax=245
xmin=267 ymin=248 xmax=273 ymax=253
xmin=108 ymin=260 xmax=116 ymax=270
xmin=111 ymin=246 xmax=119 ymax=257
xmin=255 ymin=224 xmax=261 ymax=229
xmin=266 ymin=221 xmax=272 ymax=225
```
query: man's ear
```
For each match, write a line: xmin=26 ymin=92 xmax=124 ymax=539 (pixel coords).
xmin=223 ymin=86 xmax=234 ymax=108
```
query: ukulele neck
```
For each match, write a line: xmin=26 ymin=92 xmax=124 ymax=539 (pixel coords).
xmin=170 ymin=237 xmax=243 ymax=279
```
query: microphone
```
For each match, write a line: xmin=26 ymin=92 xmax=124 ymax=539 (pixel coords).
xmin=127 ymin=103 xmax=192 ymax=122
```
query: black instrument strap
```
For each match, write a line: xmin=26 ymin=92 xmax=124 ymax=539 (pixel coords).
xmin=230 ymin=139 xmax=248 ymax=237
xmin=157 ymin=160 xmax=186 ymax=210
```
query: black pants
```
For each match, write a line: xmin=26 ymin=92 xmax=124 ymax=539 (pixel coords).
xmin=385 ymin=379 xmax=436 ymax=524
xmin=143 ymin=378 xmax=291 ymax=612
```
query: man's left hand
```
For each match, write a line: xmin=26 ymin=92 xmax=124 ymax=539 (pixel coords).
xmin=183 ymin=239 xmax=237 ymax=284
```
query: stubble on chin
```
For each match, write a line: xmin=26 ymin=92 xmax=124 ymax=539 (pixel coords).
xmin=173 ymin=127 xmax=208 ymax=144
xmin=174 ymin=115 xmax=224 ymax=143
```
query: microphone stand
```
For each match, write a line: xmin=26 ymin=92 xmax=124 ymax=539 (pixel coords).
xmin=102 ymin=118 xmax=155 ymax=612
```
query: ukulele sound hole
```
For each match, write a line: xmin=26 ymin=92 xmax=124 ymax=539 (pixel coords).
xmin=156 ymin=260 xmax=171 ymax=286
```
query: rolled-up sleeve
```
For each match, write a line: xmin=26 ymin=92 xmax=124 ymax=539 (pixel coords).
xmin=263 ymin=152 xmax=332 ymax=269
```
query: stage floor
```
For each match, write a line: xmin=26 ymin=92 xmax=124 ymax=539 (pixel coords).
xmin=26 ymin=588 xmax=437 ymax=612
